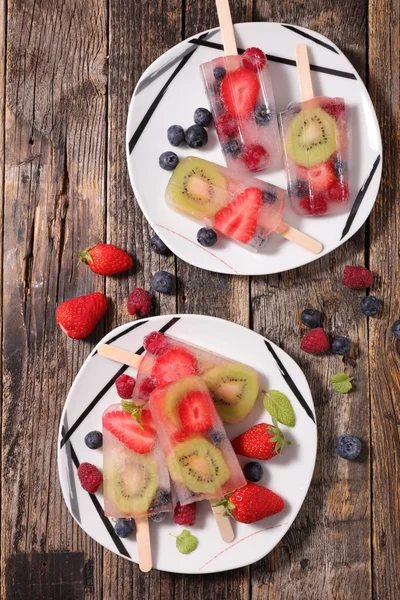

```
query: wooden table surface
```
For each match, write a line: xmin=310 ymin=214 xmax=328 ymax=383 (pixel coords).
xmin=1 ymin=0 xmax=399 ymax=598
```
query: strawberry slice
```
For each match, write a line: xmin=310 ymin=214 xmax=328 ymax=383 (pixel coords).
xmin=297 ymin=162 xmax=336 ymax=192
xmin=178 ymin=390 xmax=213 ymax=433
xmin=221 ymin=69 xmax=260 ymax=119
xmin=103 ymin=410 xmax=156 ymax=454
xmin=151 ymin=347 xmax=198 ymax=386
xmin=213 ymin=187 xmax=262 ymax=243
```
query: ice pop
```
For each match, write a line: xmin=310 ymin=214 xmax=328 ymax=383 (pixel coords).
xmin=131 ymin=331 xmax=261 ymax=424
xmin=149 ymin=376 xmax=246 ymax=505
xmin=200 ymin=0 xmax=281 ymax=172
xmin=166 ymin=156 xmax=323 ymax=253
xmin=279 ymin=45 xmax=349 ymax=216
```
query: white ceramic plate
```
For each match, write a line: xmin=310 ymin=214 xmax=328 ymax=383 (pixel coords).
xmin=126 ymin=22 xmax=382 ymax=275
xmin=58 ymin=315 xmax=317 ymax=574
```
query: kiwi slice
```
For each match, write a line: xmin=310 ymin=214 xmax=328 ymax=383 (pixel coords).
xmin=203 ymin=363 xmax=260 ymax=423
xmin=166 ymin=157 xmax=227 ymax=220
xmin=162 ymin=375 xmax=204 ymax=428
xmin=167 ymin=436 xmax=230 ymax=494
xmin=104 ymin=448 xmax=158 ymax=515
xmin=285 ymin=107 xmax=337 ymax=167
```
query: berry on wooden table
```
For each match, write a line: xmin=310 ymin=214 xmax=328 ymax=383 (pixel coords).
xmin=342 ymin=265 xmax=373 ymax=289
xmin=335 ymin=435 xmax=362 ymax=460
xmin=79 ymin=244 xmax=133 ymax=275
xmin=360 ymin=296 xmax=381 ymax=316
xmin=391 ymin=320 xmax=400 ymax=339
xmin=331 ymin=336 xmax=351 ymax=356
xmin=56 ymin=292 xmax=108 ymax=339
xmin=127 ymin=288 xmax=151 ymax=316
xmin=151 ymin=271 xmax=175 ymax=294
xmin=301 ymin=308 xmax=323 ymax=328
xmin=150 ymin=235 xmax=171 ymax=256
xmin=300 ymin=328 xmax=330 ymax=354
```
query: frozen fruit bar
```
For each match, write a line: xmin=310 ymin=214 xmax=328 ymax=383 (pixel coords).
xmin=201 ymin=49 xmax=282 ymax=172
xmin=132 ymin=331 xmax=261 ymax=424
xmin=165 ymin=156 xmax=285 ymax=251
xmin=279 ymin=97 xmax=349 ymax=216
xmin=102 ymin=404 xmax=172 ymax=518
xmin=149 ymin=376 xmax=246 ymax=505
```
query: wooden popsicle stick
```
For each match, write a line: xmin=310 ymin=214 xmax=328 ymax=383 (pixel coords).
xmin=276 ymin=221 xmax=323 ymax=254
xmin=295 ymin=44 xmax=314 ymax=102
xmin=98 ymin=343 xmax=235 ymax=543
xmin=134 ymin=517 xmax=152 ymax=572
xmin=216 ymin=0 xmax=238 ymax=56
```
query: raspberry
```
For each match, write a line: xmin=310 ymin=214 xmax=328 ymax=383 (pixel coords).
xmin=342 ymin=266 xmax=374 ymax=289
xmin=138 ymin=377 xmax=156 ymax=399
xmin=242 ymin=47 xmax=266 ymax=71
xmin=329 ymin=181 xmax=349 ymax=203
xmin=173 ymin=501 xmax=197 ymax=526
xmin=321 ymin=99 xmax=345 ymax=120
xmin=300 ymin=328 xmax=330 ymax=354
xmin=215 ymin=113 xmax=238 ymax=138
xmin=115 ymin=374 xmax=136 ymax=399
xmin=242 ymin=144 xmax=268 ymax=171
xmin=299 ymin=193 xmax=328 ymax=215
xmin=143 ymin=331 xmax=170 ymax=355
xmin=77 ymin=463 xmax=103 ymax=493
xmin=127 ymin=288 xmax=151 ymax=316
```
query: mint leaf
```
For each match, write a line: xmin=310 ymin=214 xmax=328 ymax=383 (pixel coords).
xmin=172 ymin=529 xmax=198 ymax=554
xmin=262 ymin=390 xmax=296 ymax=427
xmin=121 ymin=400 xmax=134 ymax=414
xmin=120 ymin=400 xmax=145 ymax=429
xmin=330 ymin=373 xmax=354 ymax=394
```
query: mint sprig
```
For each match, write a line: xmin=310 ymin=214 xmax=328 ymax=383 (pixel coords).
xmin=170 ymin=529 xmax=198 ymax=554
xmin=120 ymin=399 xmax=146 ymax=429
xmin=330 ymin=373 xmax=354 ymax=394
xmin=262 ymin=390 xmax=296 ymax=427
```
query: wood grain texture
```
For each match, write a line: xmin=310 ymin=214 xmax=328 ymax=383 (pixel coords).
xmin=250 ymin=2 xmax=371 ymax=599
xmin=368 ymin=0 xmax=400 ymax=598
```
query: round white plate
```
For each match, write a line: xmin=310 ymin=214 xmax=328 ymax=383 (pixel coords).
xmin=58 ymin=315 xmax=317 ymax=574
xmin=126 ymin=22 xmax=382 ymax=275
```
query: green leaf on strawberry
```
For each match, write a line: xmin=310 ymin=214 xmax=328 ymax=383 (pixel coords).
xmin=330 ymin=373 xmax=354 ymax=394
xmin=262 ymin=390 xmax=296 ymax=427
xmin=171 ymin=529 xmax=198 ymax=554
xmin=120 ymin=400 xmax=147 ymax=430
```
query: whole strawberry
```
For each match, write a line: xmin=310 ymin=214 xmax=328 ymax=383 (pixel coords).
xmin=231 ymin=422 xmax=290 ymax=460
xmin=217 ymin=483 xmax=284 ymax=524
xmin=56 ymin=292 xmax=107 ymax=339
xmin=173 ymin=501 xmax=197 ymax=526
xmin=300 ymin=328 xmax=330 ymax=354
xmin=77 ymin=462 xmax=103 ymax=493
xmin=79 ymin=243 xmax=133 ymax=275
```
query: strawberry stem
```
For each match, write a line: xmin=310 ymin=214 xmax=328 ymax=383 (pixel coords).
xmin=78 ymin=246 xmax=94 ymax=266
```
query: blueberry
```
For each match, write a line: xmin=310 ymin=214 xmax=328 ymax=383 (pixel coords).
xmin=151 ymin=271 xmax=175 ymax=294
xmin=150 ymin=234 xmax=171 ymax=256
xmin=185 ymin=124 xmax=208 ymax=148
xmin=254 ymin=104 xmax=271 ymax=126
xmin=213 ymin=65 xmax=226 ymax=81
xmin=360 ymin=295 xmax=381 ymax=317
xmin=262 ymin=188 xmax=277 ymax=205
xmin=391 ymin=319 xmax=400 ymax=339
xmin=244 ymin=461 xmax=263 ymax=482
xmin=151 ymin=488 xmax=172 ymax=508
xmin=209 ymin=430 xmax=224 ymax=445
xmin=194 ymin=107 xmax=213 ymax=127
xmin=114 ymin=518 xmax=134 ymax=538
xmin=167 ymin=125 xmax=185 ymax=147
xmin=150 ymin=512 xmax=166 ymax=522
xmin=197 ymin=227 xmax=218 ymax=247
xmin=333 ymin=158 xmax=348 ymax=180
xmin=84 ymin=431 xmax=103 ymax=449
xmin=293 ymin=179 xmax=309 ymax=198
xmin=159 ymin=151 xmax=179 ymax=171
xmin=222 ymin=138 xmax=242 ymax=156
xmin=335 ymin=434 xmax=362 ymax=460
xmin=301 ymin=308 xmax=323 ymax=328
xmin=331 ymin=336 xmax=351 ymax=355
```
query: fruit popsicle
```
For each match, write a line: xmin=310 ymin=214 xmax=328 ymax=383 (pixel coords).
xmin=279 ymin=45 xmax=349 ymax=216
xmin=132 ymin=331 xmax=261 ymax=424
xmin=149 ymin=375 xmax=247 ymax=505
xmin=165 ymin=156 xmax=323 ymax=254
xmin=102 ymin=404 xmax=172 ymax=518
xmin=201 ymin=51 xmax=282 ymax=173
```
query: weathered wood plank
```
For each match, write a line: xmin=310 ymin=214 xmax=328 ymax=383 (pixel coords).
xmin=368 ymin=1 xmax=400 ymax=598
xmin=0 ymin=0 xmax=5 ymax=590
xmin=1 ymin=0 xmax=108 ymax=598
xmin=250 ymin=2 xmax=371 ymax=599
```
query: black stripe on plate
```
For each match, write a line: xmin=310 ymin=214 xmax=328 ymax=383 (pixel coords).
xmin=341 ymin=154 xmax=381 ymax=239
xmin=128 ymin=32 xmax=210 ymax=154
xmin=62 ymin=429 xmax=131 ymax=558
xmin=188 ymin=39 xmax=356 ymax=80
xmin=92 ymin=320 xmax=148 ymax=356
xmin=60 ymin=316 xmax=182 ymax=449
xmin=282 ymin=25 xmax=339 ymax=54
xmin=264 ymin=340 xmax=315 ymax=423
